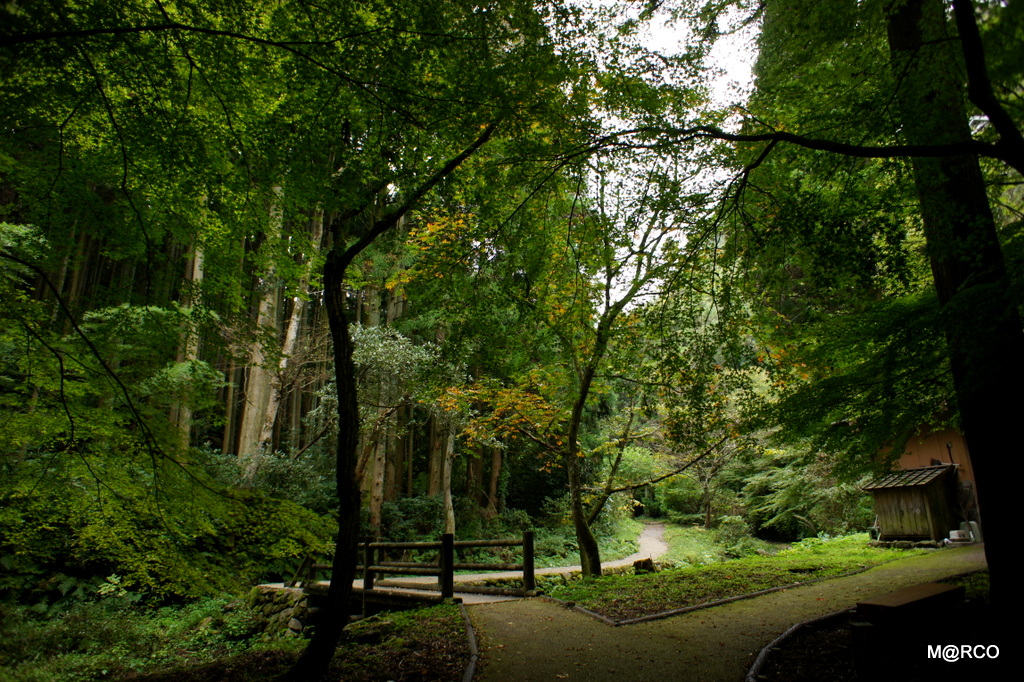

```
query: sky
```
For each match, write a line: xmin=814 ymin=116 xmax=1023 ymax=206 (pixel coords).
xmin=646 ymin=3 xmax=760 ymax=110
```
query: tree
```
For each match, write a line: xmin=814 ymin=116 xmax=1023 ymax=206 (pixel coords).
xmin=2 ymin=1 xmax=600 ymax=675
xmin=699 ymin=0 xmax=1023 ymax=605
xmin=443 ymin=149 xmax=727 ymax=575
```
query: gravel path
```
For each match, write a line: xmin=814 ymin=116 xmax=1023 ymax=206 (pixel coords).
xmin=468 ymin=544 xmax=986 ymax=682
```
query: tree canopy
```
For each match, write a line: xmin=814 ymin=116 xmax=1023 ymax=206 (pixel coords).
xmin=2 ymin=0 xmax=1022 ymax=675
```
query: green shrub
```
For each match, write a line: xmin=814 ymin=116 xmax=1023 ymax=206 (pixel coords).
xmin=380 ymin=495 xmax=445 ymax=543
xmin=1 ymin=454 xmax=336 ymax=602
xmin=0 ymin=594 xmax=265 ymax=680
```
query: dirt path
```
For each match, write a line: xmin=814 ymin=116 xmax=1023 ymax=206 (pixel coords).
xmin=462 ymin=521 xmax=669 ymax=582
xmin=605 ymin=521 xmax=668 ymax=568
xmin=468 ymin=544 xmax=986 ymax=682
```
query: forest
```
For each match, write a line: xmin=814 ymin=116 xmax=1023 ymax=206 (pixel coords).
xmin=1 ymin=0 xmax=1021 ymax=680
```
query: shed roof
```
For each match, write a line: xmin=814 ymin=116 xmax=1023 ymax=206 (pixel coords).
xmin=863 ymin=464 xmax=956 ymax=491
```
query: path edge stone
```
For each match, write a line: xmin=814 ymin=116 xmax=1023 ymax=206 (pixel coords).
xmin=460 ymin=602 xmax=480 ymax=682
xmin=744 ymin=608 xmax=852 ymax=682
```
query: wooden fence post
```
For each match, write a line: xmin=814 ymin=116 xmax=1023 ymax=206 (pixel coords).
xmin=440 ymin=533 xmax=454 ymax=599
xmin=523 ymin=530 xmax=535 ymax=594
xmin=363 ymin=537 xmax=375 ymax=591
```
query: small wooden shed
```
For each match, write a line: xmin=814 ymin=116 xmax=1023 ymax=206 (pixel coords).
xmin=864 ymin=464 xmax=959 ymax=542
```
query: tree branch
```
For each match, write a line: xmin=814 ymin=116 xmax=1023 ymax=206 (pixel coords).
xmin=596 ymin=124 xmax=1024 ymax=176
xmin=335 ymin=121 xmax=501 ymax=272
xmin=951 ymin=0 xmax=1024 ymax=174
xmin=602 ymin=434 xmax=730 ymax=495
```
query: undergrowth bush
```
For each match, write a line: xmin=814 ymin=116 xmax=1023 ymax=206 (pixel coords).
xmin=0 ymin=594 xmax=266 ymax=681
xmin=1 ymin=452 xmax=336 ymax=603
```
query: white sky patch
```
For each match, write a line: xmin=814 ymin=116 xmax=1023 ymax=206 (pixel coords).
xmin=645 ymin=5 xmax=759 ymax=112
xmin=556 ymin=2 xmax=763 ymax=307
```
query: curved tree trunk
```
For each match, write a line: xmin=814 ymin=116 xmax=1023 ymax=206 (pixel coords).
xmin=286 ymin=121 xmax=499 ymax=680
xmin=567 ymin=451 xmax=602 ymax=576
xmin=285 ymin=232 xmax=362 ymax=679
xmin=566 ymin=360 xmax=602 ymax=577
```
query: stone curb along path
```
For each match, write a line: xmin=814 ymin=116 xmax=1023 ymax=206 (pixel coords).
xmin=466 ymin=544 xmax=986 ymax=682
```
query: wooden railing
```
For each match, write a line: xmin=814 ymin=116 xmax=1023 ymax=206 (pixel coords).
xmin=288 ymin=531 xmax=536 ymax=599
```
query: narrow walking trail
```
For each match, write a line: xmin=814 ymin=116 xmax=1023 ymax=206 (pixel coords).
xmin=462 ymin=520 xmax=669 ymax=582
xmin=468 ymin=544 xmax=985 ymax=682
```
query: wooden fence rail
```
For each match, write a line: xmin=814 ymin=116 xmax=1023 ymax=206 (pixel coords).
xmin=288 ymin=531 xmax=536 ymax=599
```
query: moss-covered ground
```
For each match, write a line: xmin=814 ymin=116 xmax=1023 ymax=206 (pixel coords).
xmin=548 ymin=534 xmax=926 ymax=621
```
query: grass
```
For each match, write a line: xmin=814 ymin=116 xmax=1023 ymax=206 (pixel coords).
xmin=0 ymin=598 xmax=468 ymax=682
xmin=597 ymin=515 xmax=644 ymax=562
xmin=660 ymin=524 xmax=745 ymax=565
xmin=548 ymin=533 xmax=928 ymax=621
xmin=530 ymin=515 xmax=643 ymax=569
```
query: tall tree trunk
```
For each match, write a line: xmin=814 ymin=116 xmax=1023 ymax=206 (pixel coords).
xmin=286 ymin=227 xmax=361 ymax=679
xmin=567 ymin=452 xmax=601 ymax=576
xmin=566 ymin=360 xmax=602 ymax=577
xmin=287 ymin=120 xmax=497 ymax=680
xmin=368 ymin=424 xmax=387 ymax=532
xmin=237 ymin=187 xmax=284 ymax=468
xmin=467 ymin=446 xmax=485 ymax=506
xmin=427 ymin=415 xmax=445 ymax=496
xmin=887 ymin=0 xmax=1024 ymax=607
xmin=384 ymin=404 xmax=406 ymax=502
xmin=484 ymin=446 xmax=503 ymax=519
xmin=357 ymin=285 xmax=391 ymax=532
xmin=406 ymin=408 xmax=416 ymax=497
xmin=244 ymin=208 xmax=324 ymax=482
xmin=702 ymin=481 xmax=713 ymax=529
xmin=170 ymin=246 xmax=203 ymax=449
xmin=442 ymin=429 xmax=456 ymax=535
xmin=220 ymin=359 xmax=240 ymax=455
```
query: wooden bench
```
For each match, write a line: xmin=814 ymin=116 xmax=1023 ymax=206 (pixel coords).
xmin=853 ymin=582 xmax=966 ymax=677
xmin=857 ymin=582 xmax=964 ymax=624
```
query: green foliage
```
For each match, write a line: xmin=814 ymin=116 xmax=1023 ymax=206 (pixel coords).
xmin=741 ymin=448 xmax=874 ymax=541
xmin=218 ymin=449 xmax=338 ymax=516
xmin=720 ymin=0 xmax=1003 ymax=481
xmin=1 ymin=448 xmax=335 ymax=601
xmin=0 ymin=595 xmax=265 ymax=680
xmin=660 ymin=525 xmax=727 ymax=566
xmin=653 ymin=475 xmax=704 ymax=522
xmin=713 ymin=515 xmax=755 ymax=557
xmin=0 ymin=593 xmax=469 ymax=681
xmin=380 ymin=495 xmax=445 ymax=544
xmin=753 ymin=295 xmax=953 ymax=474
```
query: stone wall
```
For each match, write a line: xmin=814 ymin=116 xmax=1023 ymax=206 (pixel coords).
xmin=248 ymin=585 xmax=311 ymax=638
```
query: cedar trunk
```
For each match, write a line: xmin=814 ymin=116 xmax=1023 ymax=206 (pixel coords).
xmin=887 ymin=0 xmax=1023 ymax=607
